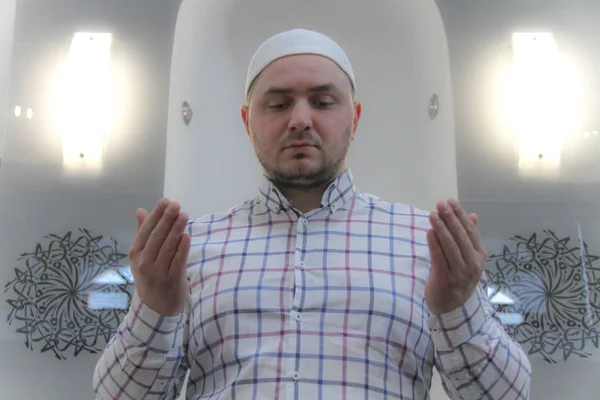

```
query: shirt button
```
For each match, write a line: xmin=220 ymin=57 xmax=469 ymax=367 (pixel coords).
xmin=299 ymin=261 xmax=305 ymax=267
xmin=331 ymin=204 xmax=338 ymax=211
xmin=292 ymin=371 xmax=300 ymax=381
xmin=294 ymin=312 xmax=302 ymax=321
xmin=300 ymin=218 xmax=308 ymax=225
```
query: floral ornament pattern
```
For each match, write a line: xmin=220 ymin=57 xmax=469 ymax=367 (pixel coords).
xmin=4 ymin=229 xmax=132 ymax=360
xmin=485 ymin=230 xmax=600 ymax=363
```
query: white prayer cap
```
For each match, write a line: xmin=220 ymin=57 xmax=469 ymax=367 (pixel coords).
xmin=245 ymin=28 xmax=356 ymax=97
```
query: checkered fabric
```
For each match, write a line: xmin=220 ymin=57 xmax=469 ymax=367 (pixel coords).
xmin=93 ymin=169 xmax=531 ymax=399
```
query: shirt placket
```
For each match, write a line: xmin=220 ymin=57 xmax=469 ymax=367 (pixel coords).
xmin=285 ymin=211 xmax=308 ymax=400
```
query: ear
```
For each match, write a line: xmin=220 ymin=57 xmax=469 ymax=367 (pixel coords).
xmin=351 ymin=101 xmax=362 ymax=141
xmin=241 ymin=104 xmax=251 ymax=139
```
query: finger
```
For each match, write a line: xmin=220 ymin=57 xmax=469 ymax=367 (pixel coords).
xmin=447 ymin=199 xmax=484 ymax=252
xmin=131 ymin=198 xmax=170 ymax=252
xmin=143 ymin=201 xmax=181 ymax=263
xmin=429 ymin=210 xmax=464 ymax=272
xmin=155 ymin=212 xmax=189 ymax=272
xmin=136 ymin=208 xmax=148 ymax=232
xmin=427 ymin=229 xmax=450 ymax=277
xmin=468 ymin=213 xmax=488 ymax=263
xmin=436 ymin=200 xmax=476 ymax=260
xmin=168 ymin=233 xmax=191 ymax=280
xmin=469 ymin=213 xmax=478 ymax=226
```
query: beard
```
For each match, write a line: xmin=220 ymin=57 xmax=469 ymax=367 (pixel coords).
xmin=252 ymin=127 xmax=352 ymax=191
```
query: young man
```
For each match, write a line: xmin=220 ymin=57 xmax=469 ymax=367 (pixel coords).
xmin=94 ymin=28 xmax=531 ymax=399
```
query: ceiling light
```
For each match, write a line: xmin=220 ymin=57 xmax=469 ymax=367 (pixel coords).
xmin=512 ymin=32 xmax=580 ymax=175
xmin=56 ymin=32 xmax=113 ymax=170
xmin=490 ymin=291 xmax=516 ymax=305
xmin=498 ymin=312 xmax=524 ymax=325
xmin=87 ymin=291 xmax=129 ymax=310
xmin=91 ymin=269 xmax=127 ymax=285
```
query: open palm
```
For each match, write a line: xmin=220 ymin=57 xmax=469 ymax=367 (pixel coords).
xmin=425 ymin=199 xmax=488 ymax=316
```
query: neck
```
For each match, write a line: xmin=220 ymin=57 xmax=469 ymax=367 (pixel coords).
xmin=277 ymin=183 xmax=328 ymax=214
xmin=267 ymin=167 xmax=347 ymax=214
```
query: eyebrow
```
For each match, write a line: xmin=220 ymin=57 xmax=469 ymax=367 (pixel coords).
xmin=262 ymin=83 xmax=340 ymax=96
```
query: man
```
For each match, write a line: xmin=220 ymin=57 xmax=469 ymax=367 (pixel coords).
xmin=94 ymin=28 xmax=531 ymax=399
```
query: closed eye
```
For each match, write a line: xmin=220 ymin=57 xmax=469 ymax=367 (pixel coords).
xmin=314 ymin=100 xmax=335 ymax=109
xmin=268 ymin=103 xmax=289 ymax=111
xmin=266 ymin=97 xmax=336 ymax=111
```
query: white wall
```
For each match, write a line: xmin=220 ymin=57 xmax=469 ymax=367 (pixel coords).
xmin=464 ymin=200 xmax=600 ymax=400
xmin=165 ymin=0 xmax=456 ymax=398
xmin=0 ymin=0 xmax=17 ymax=159
xmin=0 ymin=1 xmax=180 ymax=398
xmin=437 ymin=0 xmax=600 ymax=203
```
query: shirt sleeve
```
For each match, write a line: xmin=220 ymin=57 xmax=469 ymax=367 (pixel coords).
xmin=428 ymin=278 xmax=532 ymax=399
xmin=93 ymin=291 xmax=189 ymax=399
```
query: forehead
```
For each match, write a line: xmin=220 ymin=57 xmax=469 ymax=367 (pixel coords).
xmin=252 ymin=54 xmax=352 ymax=93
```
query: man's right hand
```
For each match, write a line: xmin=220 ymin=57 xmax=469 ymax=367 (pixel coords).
xmin=128 ymin=198 xmax=191 ymax=316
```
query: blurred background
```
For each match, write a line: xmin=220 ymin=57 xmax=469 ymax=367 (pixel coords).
xmin=0 ymin=0 xmax=599 ymax=398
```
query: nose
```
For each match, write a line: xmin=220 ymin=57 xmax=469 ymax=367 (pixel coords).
xmin=288 ymin=100 xmax=313 ymax=132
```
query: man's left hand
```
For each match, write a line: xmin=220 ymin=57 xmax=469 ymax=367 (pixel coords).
xmin=425 ymin=199 xmax=488 ymax=316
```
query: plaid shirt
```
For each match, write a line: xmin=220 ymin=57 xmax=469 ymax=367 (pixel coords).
xmin=94 ymin=169 xmax=531 ymax=399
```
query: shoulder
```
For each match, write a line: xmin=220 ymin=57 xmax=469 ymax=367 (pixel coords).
xmin=356 ymin=191 xmax=432 ymax=269
xmin=186 ymin=197 xmax=259 ymax=237
xmin=355 ymin=191 xmax=432 ymax=231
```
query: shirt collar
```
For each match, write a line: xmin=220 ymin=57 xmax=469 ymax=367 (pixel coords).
xmin=258 ymin=169 xmax=357 ymax=214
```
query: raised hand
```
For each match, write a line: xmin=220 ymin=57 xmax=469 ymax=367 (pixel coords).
xmin=425 ymin=199 xmax=487 ymax=316
xmin=127 ymin=198 xmax=191 ymax=316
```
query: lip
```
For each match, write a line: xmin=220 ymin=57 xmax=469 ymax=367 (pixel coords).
xmin=284 ymin=142 xmax=315 ymax=150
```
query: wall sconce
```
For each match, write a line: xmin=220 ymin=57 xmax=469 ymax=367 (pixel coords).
xmin=56 ymin=32 xmax=113 ymax=170
xmin=512 ymin=32 xmax=580 ymax=176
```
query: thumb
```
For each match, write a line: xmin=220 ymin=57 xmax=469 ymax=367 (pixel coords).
xmin=136 ymin=208 xmax=148 ymax=232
